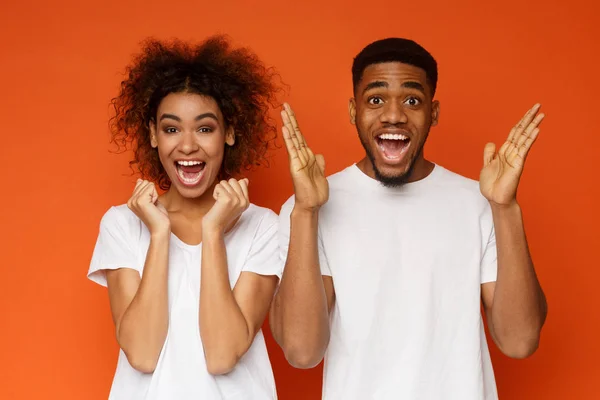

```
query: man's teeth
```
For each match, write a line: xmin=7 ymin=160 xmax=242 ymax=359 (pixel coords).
xmin=177 ymin=160 xmax=203 ymax=166
xmin=378 ymin=133 xmax=408 ymax=140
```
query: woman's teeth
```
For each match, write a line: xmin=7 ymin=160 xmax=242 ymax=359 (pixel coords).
xmin=176 ymin=168 xmax=202 ymax=184
xmin=176 ymin=160 xmax=203 ymax=166
xmin=175 ymin=160 xmax=205 ymax=185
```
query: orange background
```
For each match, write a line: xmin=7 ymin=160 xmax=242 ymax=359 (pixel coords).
xmin=1 ymin=0 xmax=598 ymax=398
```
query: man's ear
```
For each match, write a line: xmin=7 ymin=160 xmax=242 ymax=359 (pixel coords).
xmin=431 ymin=100 xmax=440 ymax=127
xmin=348 ymin=98 xmax=357 ymax=125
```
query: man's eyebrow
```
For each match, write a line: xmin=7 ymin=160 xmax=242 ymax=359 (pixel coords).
xmin=362 ymin=81 xmax=426 ymax=95
xmin=401 ymin=81 xmax=426 ymax=93
xmin=363 ymin=81 xmax=388 ymax=94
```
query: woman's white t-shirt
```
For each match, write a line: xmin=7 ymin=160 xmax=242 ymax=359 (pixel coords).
xmin=88 ymin=203 xmax=281 ymax=400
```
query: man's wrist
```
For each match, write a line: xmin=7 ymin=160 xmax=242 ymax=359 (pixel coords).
xmin=489 ymin=200 xmax=522 ymax=218
xmin=291 ymin=205 xmax=319 ymax=219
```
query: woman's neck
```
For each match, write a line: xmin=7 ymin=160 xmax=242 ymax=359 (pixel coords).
xmin=159 ymin=182 xmax=216 ymax=220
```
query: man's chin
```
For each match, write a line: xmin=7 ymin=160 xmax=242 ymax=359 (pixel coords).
xmin=360 ymin=137 xmax=421 ymax=187
xmin=374 ymin=170 xmax=411 ymax=187
xmin=372 ymin=160 xmax=415 ymax=187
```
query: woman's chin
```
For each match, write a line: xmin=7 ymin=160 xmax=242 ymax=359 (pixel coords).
xmin=168 ymin=174 xmax=216 ymax=199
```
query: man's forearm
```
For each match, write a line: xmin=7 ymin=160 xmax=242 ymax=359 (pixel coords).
xmin=271 ymin=208 xmax=330 ymax=368
xmin=490 ymin=202 xmax=547 ymax=356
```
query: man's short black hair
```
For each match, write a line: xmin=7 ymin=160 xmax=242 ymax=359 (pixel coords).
xmin=352 ymin=38 xmax=438 ymax=96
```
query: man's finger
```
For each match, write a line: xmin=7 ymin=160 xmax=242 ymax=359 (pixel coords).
xmin=282 ymin=110 xmax=301 ymax=149
xmin=315 ymin=154 xmax=326 ymax=174
xmin=282 ymin=111 xmax=307 ymax=164
xmin=509 ymin=104 xmax=540 ymax=144
xmin=516 ymin=127 xmax=541 ymax=161
xmin=509 ymin=113 xmax=544 ymax=159
xmin=285 ymin=103 xmax=307 ymax=147
xmin=282 ymin=126 xmax=301 ymax=161
xmin=483 ymin=143 xmax=496 ymax=166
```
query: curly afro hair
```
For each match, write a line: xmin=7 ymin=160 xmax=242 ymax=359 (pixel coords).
xmin=110 ymin=36 xmax=281 ymax=190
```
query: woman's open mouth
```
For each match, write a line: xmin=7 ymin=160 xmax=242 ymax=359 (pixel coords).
xmin=175 ymin=160 xmax=206 ymax=186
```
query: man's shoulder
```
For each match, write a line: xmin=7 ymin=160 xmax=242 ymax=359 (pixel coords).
xmin=326 ymin=164 xmax=357 ymax=187
xmin=433 ymin=165 xmax=490 ymax=208
xmin=435 ymin=165 xmax=480 ymax=191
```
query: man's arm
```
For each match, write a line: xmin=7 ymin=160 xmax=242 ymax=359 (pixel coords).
xmin=479 ymin=103 xmax=548 ymax=359
xmin=270 ymin=103 xmax=333 ymax=369
xmin=482 ymin=204 xmax=547 ymax=358
xmin=270 ymin=208 xmax=335 ymax=368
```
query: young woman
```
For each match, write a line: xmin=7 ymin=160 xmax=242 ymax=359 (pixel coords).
xmin=88 ymin=37 xmax=281 ymax=399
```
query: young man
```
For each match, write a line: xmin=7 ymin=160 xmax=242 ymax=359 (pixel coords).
xmin=270 ymin=38 xmax=547 ymax=399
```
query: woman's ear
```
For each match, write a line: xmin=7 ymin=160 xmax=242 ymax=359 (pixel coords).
xmin=150 ymin=120 xmax=158 ymax=148
xmin=225 ymin=125 xmax=235 ymax=146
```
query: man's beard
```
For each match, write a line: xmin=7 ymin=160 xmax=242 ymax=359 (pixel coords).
xmin=358 ymin=128 xmax=429 ymax=188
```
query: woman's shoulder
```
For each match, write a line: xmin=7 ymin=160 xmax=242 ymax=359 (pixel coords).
xmin=229 ymin=204 xmax=278 ymax=239
xmin=99 ymin=204 xmax=143 ymax=236
xmin=243 ymin=203 xmax=278 ymax=226
xmin=101 ymin=204 xmax=138 ymax=222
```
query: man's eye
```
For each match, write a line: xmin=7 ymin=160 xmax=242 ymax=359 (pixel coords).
xmin=368 ymin=97 xmax=383 ymax=105
xmin=405 ymin=97 xmax=421 ymax=106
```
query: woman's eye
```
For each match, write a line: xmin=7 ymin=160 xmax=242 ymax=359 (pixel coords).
xmin=165 ymin=127 xmax=178 ymax=134
xmin=198 ymin=127 xmax=212 ymax=133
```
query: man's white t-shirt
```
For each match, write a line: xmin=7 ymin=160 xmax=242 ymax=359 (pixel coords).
xmin=89 ymin=203 xmax=281 ymax=400
xmin=279 ymin=164 xmax=499 ymax=400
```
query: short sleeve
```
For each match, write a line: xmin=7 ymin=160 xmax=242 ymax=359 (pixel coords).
xmin=88 ymin=206 xmax=142 ymax=287
xmin=241 ymin=209 xmax=284 ymax=278
xmin=278 ymin=196 xmax=331 ymax=276
xmin=480 ymin=204 xmax=498 ymax=284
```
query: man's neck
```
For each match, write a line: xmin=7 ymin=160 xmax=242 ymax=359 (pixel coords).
xmin=356 ymin=156 xmax=435 ymax=184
